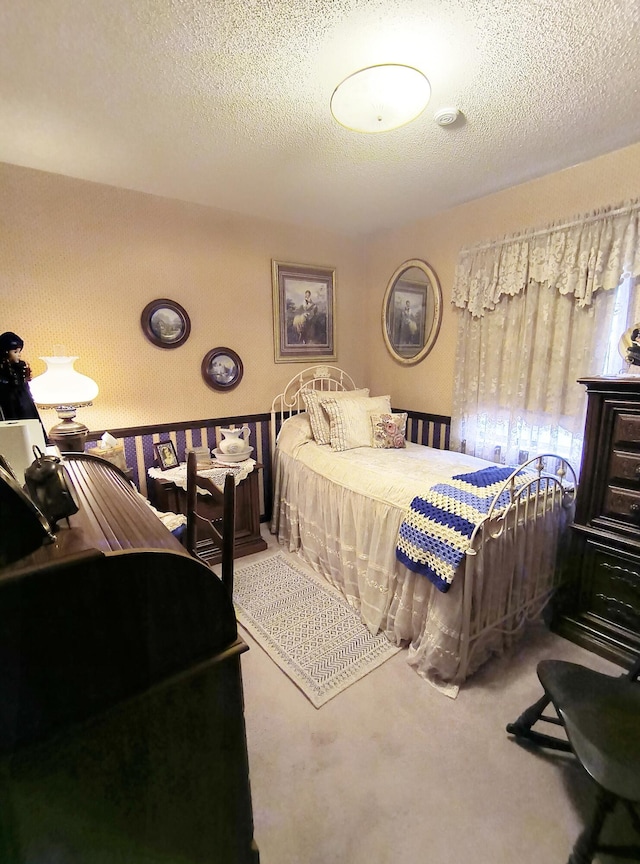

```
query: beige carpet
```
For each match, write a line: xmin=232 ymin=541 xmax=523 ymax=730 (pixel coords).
xmin=237 ymin=529 xmax=635 ymax=864
xmin=233 ymin=553 xmax=401 ymax=707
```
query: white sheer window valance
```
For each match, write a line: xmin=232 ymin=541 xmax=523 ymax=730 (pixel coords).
xmin=451 ymin=201 xmax=640 ymax=468
xmin=453 ymin=202 xmax=640 ymax=318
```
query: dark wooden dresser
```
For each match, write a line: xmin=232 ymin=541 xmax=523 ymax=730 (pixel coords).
xmin=552 ymin=376 xmax=640 ymax=666
xmin=0 ymin=453 xmax=259 ymax=864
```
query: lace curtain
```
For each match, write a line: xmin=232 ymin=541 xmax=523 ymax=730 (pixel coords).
xmin=451 ymin=202 xmax=640 ymax=468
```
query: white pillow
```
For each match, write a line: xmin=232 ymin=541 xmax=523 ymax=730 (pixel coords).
xmin=302 ymin=387 xmax=369 ymax=445
xmin=322 ymin=395 xmax=392 ymax=451
xmin=276 ymin=413 xmax=314 ymax=451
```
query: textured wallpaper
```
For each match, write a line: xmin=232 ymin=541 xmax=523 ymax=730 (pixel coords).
xmin=1 ymin=163 xmax=367 ymax=435
xmin=365 ymin=140 xmax=640 ymax=416
xmin=3 ymin=141 xmax=640 ymax=437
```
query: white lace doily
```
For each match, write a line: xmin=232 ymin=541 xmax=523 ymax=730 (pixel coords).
xmin=148 ymin=458 xmax=256 ymax=493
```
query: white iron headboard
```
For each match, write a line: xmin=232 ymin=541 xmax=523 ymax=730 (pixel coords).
xmin=270 ymin=365 xmax=357 ymax=458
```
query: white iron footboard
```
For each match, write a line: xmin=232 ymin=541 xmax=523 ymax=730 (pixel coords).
xmin=457 ymin=454 xmax=577 ymax=683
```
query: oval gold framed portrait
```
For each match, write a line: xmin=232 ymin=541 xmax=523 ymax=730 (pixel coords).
xmin=382 ymin=259 xmax=442 ymax=365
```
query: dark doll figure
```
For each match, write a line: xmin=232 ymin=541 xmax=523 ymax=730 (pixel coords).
xmin=0 ymin=332 xmax=47 ymax=439
xmin=627 ymin=327 xmax=640 ymax=366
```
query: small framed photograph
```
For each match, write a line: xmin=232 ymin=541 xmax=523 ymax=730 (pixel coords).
xmin=201 ymin=347 xmax=244 ymax=392
xmin=154 ymin=439 xmax=179 ymax=470
xmin=141 ymin=299 xmax=191 ymax=349
xmin=272 ymin=260 xmax=336 ymax=363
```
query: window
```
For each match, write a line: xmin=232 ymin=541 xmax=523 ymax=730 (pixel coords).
xmin=451 ymin=204 xmax=640 ymax=471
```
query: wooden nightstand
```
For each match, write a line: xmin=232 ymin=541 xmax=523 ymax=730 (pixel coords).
xmin=148 ymin=464 xmax=267 ymax=562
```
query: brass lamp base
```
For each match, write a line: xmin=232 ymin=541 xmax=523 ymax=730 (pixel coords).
xmin=48 ymin=408 xmax=89 ymax=454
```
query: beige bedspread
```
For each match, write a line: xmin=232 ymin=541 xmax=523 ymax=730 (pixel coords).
xmin=274 ymin=415 xmax=545 ymax=694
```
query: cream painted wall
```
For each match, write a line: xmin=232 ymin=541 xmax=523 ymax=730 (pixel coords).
xmin=365 ymin=141 xmax=640 ymax=416
xmin=3 ymin=141 xmax=640 ymax=438
xmin=1 ymin=162 xmax=367 ymax=435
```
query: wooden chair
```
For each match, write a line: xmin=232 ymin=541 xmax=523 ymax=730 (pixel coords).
xmin=185 ymin=451 xmax=236 ymax=596
xmin=506 ymin=654 xmax=640 ymax=863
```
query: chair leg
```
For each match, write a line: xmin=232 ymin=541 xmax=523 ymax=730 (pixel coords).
xmin=595 ymin=800 xmax=640 ymax=860
xmin=567 ymin=788 xmax=617 ymax=864
xmin=623 ymin=800 xmax=640 ymax=838
xmin=506 ymin=693 xmax=572 ymax=751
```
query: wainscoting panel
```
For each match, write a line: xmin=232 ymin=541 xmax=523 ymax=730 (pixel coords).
xmin=86 ymin=409 xmax=451 ymax=523
xmin=86 ymin=414 xmax=272 ymax=520
xmin=399 ymin=409 xmax=451 ymax=450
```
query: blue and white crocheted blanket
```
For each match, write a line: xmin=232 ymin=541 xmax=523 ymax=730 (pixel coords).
xmin=396 ymin=465 xmax=534 ymax=593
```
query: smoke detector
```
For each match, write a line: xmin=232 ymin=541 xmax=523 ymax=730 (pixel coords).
xmin=434 ymin=107 xmax=460 ymax=126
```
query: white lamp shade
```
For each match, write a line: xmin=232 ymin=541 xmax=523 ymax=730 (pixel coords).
xmin=330 ymin=64 xmax=430 ymax=133
xmin=29 ymin=356 xmax=99 ymax=408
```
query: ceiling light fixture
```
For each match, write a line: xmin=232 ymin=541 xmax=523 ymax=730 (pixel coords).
xmin=330 ymin=64 xmax=431 ymax=133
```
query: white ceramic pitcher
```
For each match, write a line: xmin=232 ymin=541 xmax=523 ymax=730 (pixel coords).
xmin=218 ymin=426 xmax=250 ymax=455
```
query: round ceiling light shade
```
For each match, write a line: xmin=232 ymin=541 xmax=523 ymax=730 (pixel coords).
xmin=330 ymin=64 xmax=431 ymax=133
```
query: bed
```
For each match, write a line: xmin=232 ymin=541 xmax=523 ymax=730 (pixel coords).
xmin=270 ymin=365 xmax=577 ymax=696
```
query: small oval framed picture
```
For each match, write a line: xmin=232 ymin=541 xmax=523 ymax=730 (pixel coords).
xmin=141 ymin=299 xmax=191 ymax=349
xmin=201 ymin=347 xmax=244 ymax=392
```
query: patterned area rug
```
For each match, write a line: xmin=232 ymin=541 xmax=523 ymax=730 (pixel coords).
xmin=233 ymin=553 xmax=401 ymax=708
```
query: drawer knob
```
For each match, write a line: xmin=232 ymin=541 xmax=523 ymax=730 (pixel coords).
xmin=635 ymin=465 xmax=640 ymax=478
xmin=631 ymin=503 xmax=640 ymax=519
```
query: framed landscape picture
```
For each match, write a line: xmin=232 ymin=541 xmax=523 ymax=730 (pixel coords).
xmin=272 ymin=261 xmax=336 ymax=362
xmin=201 ymin=347 xmax=244 ymax=392
xmin=141 ymin=299 xmax=191 ymax=349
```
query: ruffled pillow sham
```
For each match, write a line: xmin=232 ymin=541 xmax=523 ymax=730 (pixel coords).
xmin=321 ymin=394 xmax=392 ymax=451
xmin=302 ymin=387 xmax=369 ymax=444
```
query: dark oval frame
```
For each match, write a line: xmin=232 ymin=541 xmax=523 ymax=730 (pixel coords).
xmin=141 ymin=299 xmax=191 ymax=349
xmin=201 ymin=347 xmax=244 ymax=392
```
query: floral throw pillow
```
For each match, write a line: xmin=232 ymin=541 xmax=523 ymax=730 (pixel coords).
xmin=370 ymin=412 xmax=408 ymax=449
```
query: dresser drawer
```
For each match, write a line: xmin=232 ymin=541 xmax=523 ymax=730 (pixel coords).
xmin=609 ymin=450 xmax=640 ymax=484
xmin=603 ymin=485 xmax=640 ymax=523
xmin=580 ymin=543 xmax=640 ymax=636
xmin=560 ymin=378 xmax=640 ymax=665
xmin=613 ymin=412 xmax=640 ymax=446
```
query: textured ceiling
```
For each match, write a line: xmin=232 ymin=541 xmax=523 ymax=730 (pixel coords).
xmin=1 ymin=0 xmax=640 ymax=236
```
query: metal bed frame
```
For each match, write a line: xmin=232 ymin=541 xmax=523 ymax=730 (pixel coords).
xmin=270 ymin=365 xmax=577 ymax=687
